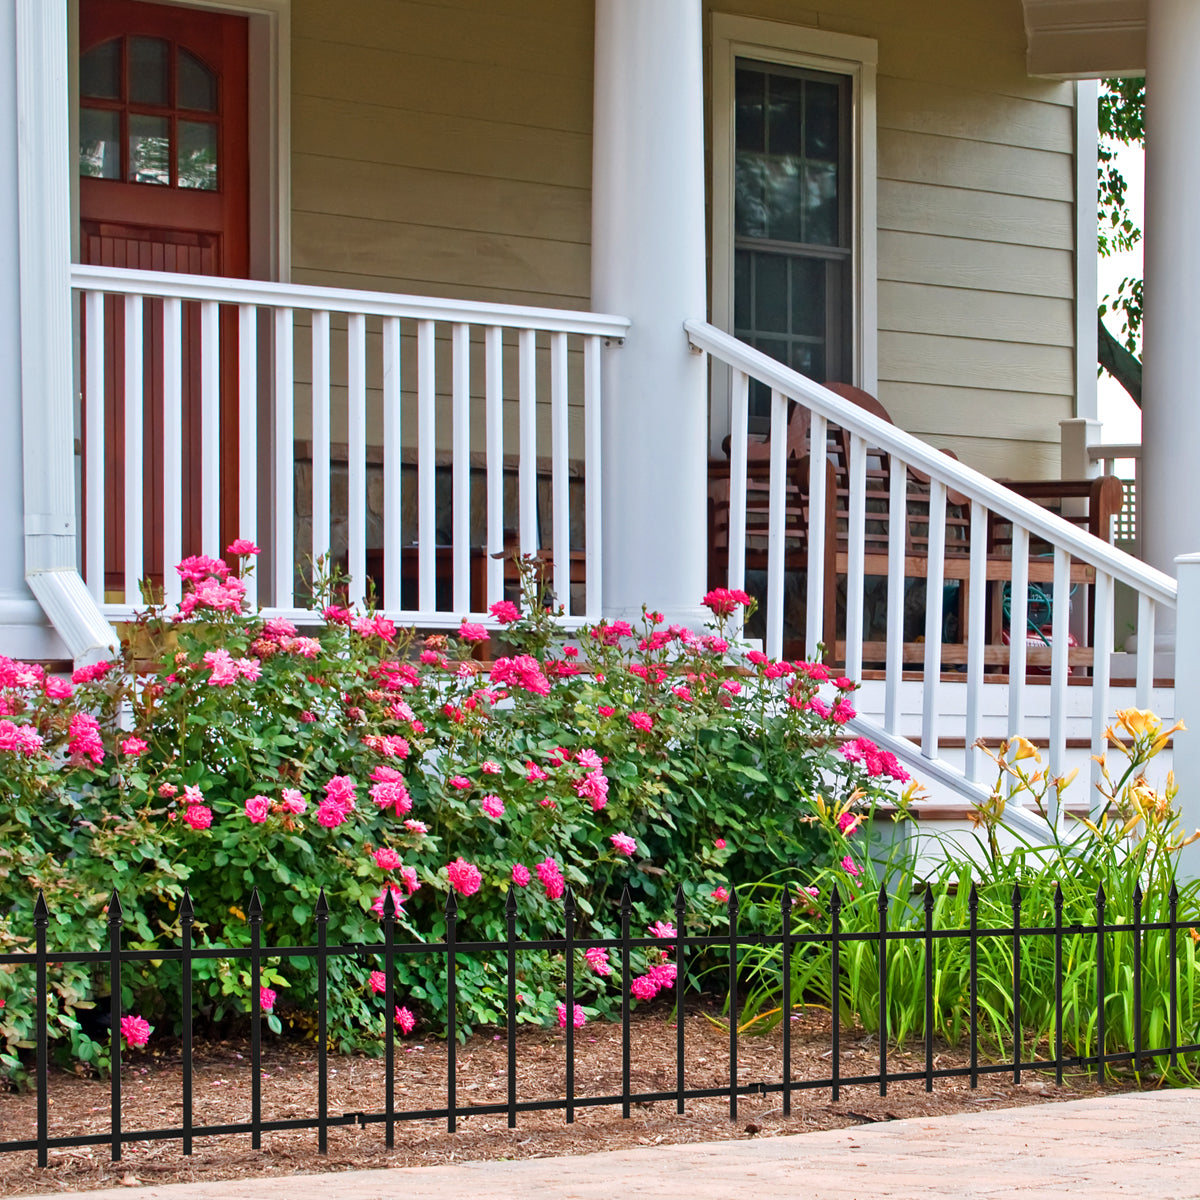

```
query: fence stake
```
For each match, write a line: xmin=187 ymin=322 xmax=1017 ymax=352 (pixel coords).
xmin=877 ymin=886 xmax=888 ymax=1097
xmin=506 ymin=884 xmax=518 ymax=1129
xmin=968 ymin=882 xmax=978 ymax=1091
xmin=1054 ymin=884 xmax=1064 ymax=1086
xmin=249 ymin=887 xmax=263 ymax=1149
xmin=1012 ymin=883 xmax=1022 ymax=1083
xmin=621 ymin=885 xmax=631 ymax=1119
xmin=445 ymin=890 xmax=458 ymax=1133
xmin=384 ymin=887 xmax=396 ymax=1148
xmin=1169 ymin=881 xmax=1178 ymax=1073
xmin=781 ymin=887 xmax=792 ymax=1116
xmin=564 ymin=886 xmax=576 ymax=1124
xmin=109 ymin=889 xmax=124 ymax=1162
xmin=675 ymin=884 xmax=686 ymax=1115
xmin=34 ymin=892 xmax=48 ymax=1169
xmin=728 ymin=888 xmax=740 ymax=1120
xmin=180 ymin=889 xmax=194 ymax=1156
xmin=923 ymin=887 xmax=933 ymax=1093
xmin=1095 ymin=883 xmax=1106 ymax=1083
xmin=831 ymin=885 xmax=841 ymax=1102
xmin=1133 ymin=882 xmax=1143 ymax=1077
xmin=316 ymin=888 xmax=329 ymax=1155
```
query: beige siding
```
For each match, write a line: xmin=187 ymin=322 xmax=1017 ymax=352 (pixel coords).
xmin=287 ymin=0 xmax=1080 ymax=478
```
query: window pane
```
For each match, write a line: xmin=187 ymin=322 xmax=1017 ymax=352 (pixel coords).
xmin=734 ymin=151 xmax=769 ymax=239
xmin=178 ymin=49 xmax=217 ymax=112
xmin=734 ymin=250 xmax=752 ymax=330
xmin=762 ymin=159 xmax=803 ymax=243
xmin=735 ymin=66 xmax=765 ymax=154
xmin=766 ymin=72 xmax=803 ymax=157
xmin=80 ymin=107 xmax=120 ymax=178
xmin=754 ymin=254 xmax=788 ymax=333
xmin=80 ymin=39 xmax=120 ymax=100
xmin=129 ymin=36 xmax=169 ymax=106
xmin=805 ymin=80 xmax=840 ymax=161
xmin=791 ymin=341 xmax=823 ymax=380
xmin=129 ymin=113 xmax=170 ymax=184
xmin=789 ymin=257 xmax=825 ymax=337
xmin=178 ymin=120 xmax=218 ymax=190
xmin=803 ymin=160 xmax=839 ymax=246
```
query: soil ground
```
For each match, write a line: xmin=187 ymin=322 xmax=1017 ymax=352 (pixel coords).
xmin=0 ymin=1004 xmax=1139 ymax=1195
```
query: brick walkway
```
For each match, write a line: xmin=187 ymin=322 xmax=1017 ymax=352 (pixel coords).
xmin=14 ymin=1091 xmax=1199 ymax=1200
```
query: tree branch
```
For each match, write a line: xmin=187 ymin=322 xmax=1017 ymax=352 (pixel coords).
xmin=1098 ymin=316 xmax=1142 ymax=406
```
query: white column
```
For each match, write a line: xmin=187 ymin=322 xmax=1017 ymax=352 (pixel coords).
xmin=591 ymin=0 xmax=709 ymax=626
xmin=1173 ymin=553 xmax=1200 ymax=880
xmin=1142 ymin=0 xmax=1200 ymax=596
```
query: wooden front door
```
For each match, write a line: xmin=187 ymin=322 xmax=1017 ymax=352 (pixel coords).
xmin=79 ymin=0 xmax=249 ymax=593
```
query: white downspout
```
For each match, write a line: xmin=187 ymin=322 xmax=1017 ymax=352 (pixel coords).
xmin=15 ymin=0 xmax=115 ymax=664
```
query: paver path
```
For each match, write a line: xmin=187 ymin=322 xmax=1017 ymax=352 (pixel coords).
xmin=14 ymin=1091 xmax=1199 ymax=1200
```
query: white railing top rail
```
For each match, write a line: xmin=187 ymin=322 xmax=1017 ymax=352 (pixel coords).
xmin=71 ymin=264 xmax=632 ymax=340
xmin=1089 ymin=442 xmax=1142 ymax=460
xmin=687 ymin=319 xmax=1176 ymax=607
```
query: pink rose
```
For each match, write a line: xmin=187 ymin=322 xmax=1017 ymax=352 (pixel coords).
xmin=120 ymin=1015 xmax=152 ymax=1047
xmin=446 ymin=857 xmax=483 ymax=897
xmin=244 ymin=796 xmax=270 ymax=823
xmin=609 ymin=832 xmax=637 ymax=856
xmin=512 ymin=863 xmax=531 ymax=887
xmin=182 ymin=804 xmax=212 ymax=831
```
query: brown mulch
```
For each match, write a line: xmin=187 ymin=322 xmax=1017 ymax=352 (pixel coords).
xmin=0 ymin=1004 xmax=1139 ymax=1195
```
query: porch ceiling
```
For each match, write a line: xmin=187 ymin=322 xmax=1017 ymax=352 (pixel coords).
xmin=1021 ymin=0 xmax=1147 ymax=77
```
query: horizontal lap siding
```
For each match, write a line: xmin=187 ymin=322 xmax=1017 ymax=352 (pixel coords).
xmin=707 ymin=0 xmax=1080 ymax=479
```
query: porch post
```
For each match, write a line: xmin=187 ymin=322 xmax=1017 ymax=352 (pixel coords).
xmin=591 ymin=0 xmax=709 ymax=625
xmin=1142 ymin=0 xmax=1200 ymax=599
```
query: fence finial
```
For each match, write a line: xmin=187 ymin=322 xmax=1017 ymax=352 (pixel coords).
xmin=563 ymin=885 xmax=576 ymax=916
xmin=179 ymin=889 xmax=194 ymax=920
xmin=779 ymin=886 xmax=792 ymax=916
xmin=315 ymin=888 xmax=330 ymax=919
xmin=382 ymin=887 xmax=397 ymax=920
xmin=1133 ymin=881 xmax=1144 ymax=907
xmin=830 ymin=884 xmax=842 ymax=913
xmin=726 ymin=885 xmax=739 ymax=916
xmin=968 ymin=881 xmax=979 ymax=912
xmin=248 ymin=887 xmax=263 ymax=921
xmin=505 ymin=883 xmax=518 ymax=916
xmin=1095 ymin=882 xmax=1106 ymax=907
xmin=620 ymin=885 xmax=632 ymax=914
xmin=33 ymin=890 xmax=48 ymax=923
xmin=675 ymin=883 xmax=686 ymax=911
xmin=107 ymin=888 xmax=124 ymax=923
xmin=1169 ymin=879 xmax=1179 ymax=906
xmin=877 ymin=885 xmax=889 ymax=913
xmin=923 ymin=885 xmax=934 ymax=914
xmin=444 ymin=889 xmax=459 ymax=919
xmin=1054 ymin=882 xmax=1064 ymax=911
xmin=1011 ymin=882 xmax=1022 ymax=909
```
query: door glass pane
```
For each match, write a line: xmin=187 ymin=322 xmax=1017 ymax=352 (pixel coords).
xmin=80 ymin=107 xmax=120 ymax=178
xmin=178 ymin=49 xmax=217 ymax=112
xmin=129 ymin=36 xmax=169 ymax=107
xmin=178 ymin=120 xmax=218 ymax=190
xmin=129 ymin=113 xmax=170 ymax=184
xmin=80 ymin=39 xmax=121 ymax=100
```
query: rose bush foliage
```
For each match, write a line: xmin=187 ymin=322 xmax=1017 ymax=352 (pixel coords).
xmin=0 ymin=553 xmax=912 ymax=1072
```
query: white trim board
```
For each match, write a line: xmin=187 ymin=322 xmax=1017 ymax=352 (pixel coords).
xmin=709 ymin=14 xmax=878 ymax=456
xmin=69 ymin=0 xmax=290 ymax=281
xmin=1074 ymin=79 xmax=1099 ymax=422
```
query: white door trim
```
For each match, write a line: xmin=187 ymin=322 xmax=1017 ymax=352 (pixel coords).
xmin=710 ymin=13 xmax=878 ymax=452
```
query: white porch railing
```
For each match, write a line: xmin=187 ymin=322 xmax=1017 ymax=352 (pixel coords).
xmin=71 ymin=264 xmax=628 ymax=627
xmin=687 ymin=319 xmax=1178 ymax=824
xmin=1089 ymin=440 xmax=1141 ymax=555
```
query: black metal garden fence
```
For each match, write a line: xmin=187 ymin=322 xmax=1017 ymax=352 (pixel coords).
xmin=6 ymin=878 xmax=1198 ymax=1167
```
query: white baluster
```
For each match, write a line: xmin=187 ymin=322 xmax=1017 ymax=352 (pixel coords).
xmin=963 ymin=502 xmax=988 ymax=782
xmin=920 ymin=480 xmax=947 ymax=759
xmin=584 ymin=335 xmax=602 ymax=620
xmin=1090 ymin=570 xmax=1114 ymax=801
xmin=518 ymin=328 xmax=537 ymax=558
xmin=485 ymin=326 xmax=505 ymax=608
xmin=84 ymin=292 xmax=106 ymax=602
xmin=766 ymin=388 xmax=787 ymax=662
xmin=1048 ymin=546 xmax=1071 ymax=806
xmin=452 ymin=322 xmax=471 ymax=614
xmin=123 ymin=294 xmax=143 ymax=606
xmin=274 ymin=308 xmax=295 ymax=610
xmin=845 ymin=432 xmax=868 ymax=684
xmin=417 ymin=318 xmax=437 ymax=613
xmin=200 ymin=300 xmax=220 ymax=559
xmin=347 ymin=312 xmax=367 ymax=607
xmin=382 ymin=315 xmax=402 ymax=611
xmin=236 ymin=304 xmax=257 ymax=609
xmin=1008 ymin=526 xmax=1030 ymax=740
xmin=805 ymin=413 xmax=828 ymax=660
xmin=163 ymin=297 xmax=184 ymax=609
xmin=727 ymin=370 xmax=749 ymax=600
xmin=550 ymin=331 xmax=569 ymax=616
xmin=311 ymin=309 xmax=331 ymax=590
xmin=883 ymin=454 xmax=906 ymax=735
xmin=1136 ymin=593 xmax=1155 ymax=709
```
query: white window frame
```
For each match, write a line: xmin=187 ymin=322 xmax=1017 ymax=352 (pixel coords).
xmin=69 ymin=0 xmax=291 ymax=282
xmin=710 ymin=14 xmax=877 ymax=453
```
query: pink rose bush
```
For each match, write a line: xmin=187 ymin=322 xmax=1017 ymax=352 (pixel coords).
xmin=0 ymin=550 xmax=915 ymax=1060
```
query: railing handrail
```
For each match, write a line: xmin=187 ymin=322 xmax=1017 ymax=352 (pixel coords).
xmin=686 ymin=318 xmax=1177 ymax=608
xmin=1088 ymin=442 xmax=1142 ymax=460
xmin=71 ymin=263 xmax=632 ymax=340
